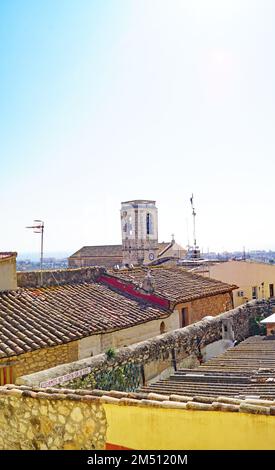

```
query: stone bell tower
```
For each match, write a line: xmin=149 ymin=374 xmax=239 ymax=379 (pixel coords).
xmin=121 ymin=200 xmax=158 ymax=266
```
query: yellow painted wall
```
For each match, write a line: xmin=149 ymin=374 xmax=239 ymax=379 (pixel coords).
xmin=208 ymin=261 xmax=275 ymax=307
xmin=104 ymin=404 xmax=275 ymax=450
xmin=0 ymin=256 xmax=17 ymax=292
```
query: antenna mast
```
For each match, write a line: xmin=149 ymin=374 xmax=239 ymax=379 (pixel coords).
xmin=190 ymin=194 xmax=196 ymax=247
xmin=26 ymin=220 xmax=44 ymax=286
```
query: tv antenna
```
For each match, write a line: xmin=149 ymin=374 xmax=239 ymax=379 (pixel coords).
xmin=26 ymin=220 xmax=44 ymax=286
xmin=190 ymin=194 xmax=197 ymax=247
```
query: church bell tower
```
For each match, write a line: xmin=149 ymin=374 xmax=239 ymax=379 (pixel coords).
xmin=121 ymin=200 xmax=158 ymax=266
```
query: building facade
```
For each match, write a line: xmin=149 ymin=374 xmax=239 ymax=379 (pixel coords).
xmin=0 ymin=265 xmax=235 ymax=383
xmin=121 ymin=199 xmax=159 ymax=266
xmin=111 ymin=266 xmax=235 ymax=327
xmin=206 ymin=260 xmax=275 ymax=307
xmin=68 ymin=199 xmax=186 ymax=268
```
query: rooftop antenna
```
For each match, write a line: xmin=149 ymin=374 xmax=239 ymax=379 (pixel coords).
xmin=26 ymin=220 xmax=44 ymax=286
xmin=190 ymin=194 xmax=197 ymax=247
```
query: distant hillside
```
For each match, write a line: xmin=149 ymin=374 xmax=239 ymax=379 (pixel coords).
xmin=17 ymin=252 xmax=70 ymax=261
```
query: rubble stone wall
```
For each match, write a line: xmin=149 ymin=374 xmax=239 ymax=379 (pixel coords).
xmin=18 ymin=300 xmax=267 ymax=387
xmin=0 ymin=342 xmax=79 ymax=380
xmin=0 ymin=386 xmax=107 ymax=450
xmin=17 ymin=266 xmax=106 ymax=288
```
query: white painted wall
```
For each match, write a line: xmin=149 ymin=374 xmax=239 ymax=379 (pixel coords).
xmin=78 ymin=310 xmax=180 ymax=359
xmin=202 ymin=339 xmax=234 ymax=362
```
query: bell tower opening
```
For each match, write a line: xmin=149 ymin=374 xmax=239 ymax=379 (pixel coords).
xmin=121 ymin=200 xmax=158 ymax=266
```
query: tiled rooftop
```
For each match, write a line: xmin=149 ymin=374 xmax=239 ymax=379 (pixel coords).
xmin=70 ymin=243 xmax=173 ymax=259
xmin=0 ymin=282 xmax=169 ymax=359
xmin=70 ymin=245 xmax=123 ymax=258
xmin=0 ymin=252 xmax=16 ymax=260
xmin=111 ymin=266 xmax=236 ymax=304
xmin=139 ymin=336 xmax=275 ymax=400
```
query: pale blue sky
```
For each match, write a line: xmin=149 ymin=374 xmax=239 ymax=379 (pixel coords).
xmin=1 ymin=0 xmax=275 ymax=256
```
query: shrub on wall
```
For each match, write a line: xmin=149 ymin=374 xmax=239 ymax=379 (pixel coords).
xmin=249 ymin=317 xmax=266 ymax=336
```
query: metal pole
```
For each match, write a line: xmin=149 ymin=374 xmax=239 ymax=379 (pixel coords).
xmin=40 ymin=222 xmax=44 ymax=286
xmin=190 ymin=194 xmax=196 ymax=247
xmin=193 ymin=207 xmax=196 ymax=247
xmin=27 ymin=220 xmax=44 ymax=287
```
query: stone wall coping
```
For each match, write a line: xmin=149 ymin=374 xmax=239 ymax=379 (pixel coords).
xmin=2 ymin=384 xmax=275 ymax=416
xmin=17 ymin=299 xmax=262 ymax=387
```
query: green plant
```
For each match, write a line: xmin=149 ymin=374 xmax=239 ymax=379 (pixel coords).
xmin=61 ymin=362 xmax=142 ymax=392
xmin=105 ymin=347 xmax=116 ymax=359
xmin=249 ymin=316 xmax=267 ymax=336
xmin=62 ymin=372 xmax=96 ymax=390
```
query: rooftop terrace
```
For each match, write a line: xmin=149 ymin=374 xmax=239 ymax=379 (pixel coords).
xmin=139 ymin=336 xmax=275 ymax=401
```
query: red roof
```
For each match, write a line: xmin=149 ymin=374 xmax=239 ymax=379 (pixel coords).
xmin=110 ymin=266 xmax=236 ymax=304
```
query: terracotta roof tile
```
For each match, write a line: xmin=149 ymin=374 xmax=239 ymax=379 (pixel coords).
xmin=3 ymin=366 xmax=275 ymax=415
xmin=0 ymin=252 xmax=17 ymax=260
xmin=0 ymin=282 xmax=169 ymax=359
xmin=69 ymin=243 xmax=172 ymax=259
xmin=70 ymin=245 xmax=123 ymax=258
xmin=110 ymin=266 xmax=236 ymax=303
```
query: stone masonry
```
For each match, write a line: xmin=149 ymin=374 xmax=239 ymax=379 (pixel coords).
xmin=188 ymin=293 xmax=233 ymax=323
xmin=0 ymin=342 xmax=78 ymax=380
xmin=17 ymin=266 xmax=106 ymax=288
xmin=18 ymin=300 xmax=268 ymax=387
xmin=0 ymin=385 xmax=107 ymax=450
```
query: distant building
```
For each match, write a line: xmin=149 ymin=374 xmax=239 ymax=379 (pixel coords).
xmin=121 ymin=199 xmax=159 ymax=265
xmin=68 ymin=244 xmax=123 ymax=269
xmin=68 ymin=199 xmax=187 ymax=268
xmin=204 ymin=260 xmax=275 ymax=307
xmin=261 ymin=313 xmax=275 ymax=336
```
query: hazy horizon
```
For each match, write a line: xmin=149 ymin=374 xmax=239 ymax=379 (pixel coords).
xmin=17 ymin=251 xmax=70 ymax=261
xmin=16 ymin=246 xmax=275 ymax=262
xmin=1 ymin=1 xmax=275 ymax=253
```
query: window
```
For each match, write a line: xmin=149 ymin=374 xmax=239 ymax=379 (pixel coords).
xmin=160 ymin=321 xmax=166 ymax=334
xmin=0 ymin=365 xmax=14 ymax=385
xmin=270 ymin=284 xmax=274 ymax=298
xmin=181 ymin=308 xmax=188 ymax=327
xmin=252 ymin=286 xmax=258 ymax=299
xmin=146 ymin=213 xmax=153 ymax=235
xmin=237 ymin=291 xmax=244 ymax=297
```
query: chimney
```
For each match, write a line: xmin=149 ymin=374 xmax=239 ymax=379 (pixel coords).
xmin=140 ymin=270 xmax=155 ymax=294
xmin=0 ymin=252 xmax=18 ymax=292
xmin=222 ymin=318 xmax=234 ymax=341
